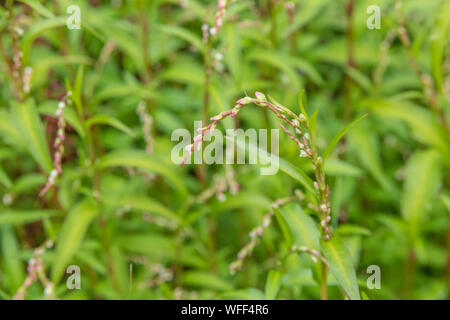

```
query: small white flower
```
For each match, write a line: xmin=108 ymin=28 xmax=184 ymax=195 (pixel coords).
xmin=320 ymin=204 xmax=327 ymax=211
xmin=292 ymin=119 xmax=299 ymax=126
xmin=209 ymin=27 xmax=217 ymax=36
xmin=15 ymin=27 xmax=24 ymax=36
xmin=58 ymin=101 xmax=65 ymax=109
xmin=299 ymin=150 xmax=307 ymax=158
xmin=49 ymin=169 xmax=58 ymax=180
xmin=44 ymin=284 xmax=54 ymax=296
xmin=299 ymin=114 xmax=306 ymax=122
xmin=2 ymin=193 xmax=13 ymax=206
xmin=304 ymin=133 xmax=310 ymax=140
xmin=215 ymin=52 xmax=223 ymax=61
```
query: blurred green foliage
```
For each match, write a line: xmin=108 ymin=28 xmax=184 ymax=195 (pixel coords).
xmin=0 ymin=0 xmax=449 ymax=300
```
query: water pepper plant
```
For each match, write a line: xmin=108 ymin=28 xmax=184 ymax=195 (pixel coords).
xmin=181 ymin=92 xmax=367 ymax=299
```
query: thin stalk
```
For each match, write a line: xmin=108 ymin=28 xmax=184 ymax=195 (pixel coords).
xmin=320 ymin=261 xmax=328 ymax=300
xmin=138 ymin=0 xmax=151 ymax=84
xmin=343 ymin=0 xmax=355 ymax=120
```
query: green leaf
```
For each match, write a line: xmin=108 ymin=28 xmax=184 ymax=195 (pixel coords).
xmin=265 ymin=270 xmax=283 ymax=300
xmin=73 ymin=65 xmax=85 ymax=117
xmin=274 ymin=203 xmax=320 ymax=250
xmin=323 ymin=114 xmax=368 ymax=161
xmin=230 ymin=136 xmax=315 ymax=194
xmin=51 ymin=199 xmax=98 ymax=283
xmin=344 ymin=67 xmax=372 ymax=91
xmin=98 ymin=150 xmax=188 ymax=199
xmin=401 ymin=149 xmax=442 ymax=239
xmin=86 ymin=114 xmax=135 ymax=137
xmin=298 ymin=90 xmax=309 ymax=123
xmin=221 ymin=289 xmax=265 ymax=300
xmin=102 ymin=192 xmax=181 ymax=223
xmin=365 ymin=98 xmax=449 ymax=156
xmin=10 ymin=99 xmax=52 ymax=172
xmin=0 ymin=210 xmax=57 ymax=225
xmin=309 ymin=110 xmax=319 ymax=152
xmin=0 ymin=166 xmax=12 ymax=188
xmin=21 ymin=16 xmax=67 ymax=66
xmin=348 ymin=123 xmax=398 ymax=196
xmin=18 ymin=0 xmax=55 ymax=18
xmin=182 ymin=271 xmax=233 ymax=291
xmin=430 ymin=0 xmax=450 ymax=92
xmin=247 ymin=50 xmax=301 ymax=91
xmin=157 ymin=25 xmax=204 ymax=53
xmin=1 ymin=226 xmax=25 ymax=292
xmin=321 ymin=235 xmax=360 ymax=300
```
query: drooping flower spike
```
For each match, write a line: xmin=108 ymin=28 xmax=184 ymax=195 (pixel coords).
xmin=39 ymin=91 xmax=72 ymax=197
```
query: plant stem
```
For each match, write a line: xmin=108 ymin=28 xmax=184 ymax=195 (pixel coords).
xmin=344 ymin=0 xmax=355 ymax=120
xmin=138 ymin=0 xmax=151 ymax=84
xmin=404 ymin=248 xmax=415 ymax=299
xmin=320 ymin=260 xmax=328 ymax=300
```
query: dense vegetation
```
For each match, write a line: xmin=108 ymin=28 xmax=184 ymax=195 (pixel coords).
xmin=0 ymin=0 xmax=449 ymax=300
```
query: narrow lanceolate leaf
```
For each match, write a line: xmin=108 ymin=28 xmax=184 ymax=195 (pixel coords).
xmin=298 ymin=90 xmax=309 ymax=123
xmin=401 ymin=150 xmax=442 ymax=239
xmin=21 ymin=17 xmax=67 ymax=66
xmin=86 ymin=114 xmax=135 ymax=137
xmin=1 ymin=226 xmax=25 ymax=291
xmin=157 ymin=25 xmax=205 ymax=53
xmin=102 ymin=193 xmax=181 ymax=223
xmin=0 ymin=166 xmax=12 ymax=188
xmin=348 ymin=123 xmax=398 ymax=197
xmin=365 ymin=98 xmax=449 ymax=156
xmin=17 ymin=0 xmax=55 ymax=18
xmin=323 ymin=114 xmax=368 ymax=161
xmin=182 ymin=271 xmax=233 ymax=291
xmin=98 ymin=150 xmax=188 ymax=199
xmin=274 ymin=203 xmax=320 ymax=250
xmin=265 ymin=270 xmax=283 ymax=300
xmin=10 ymin=99 xmax=52 ymax=172
xmin=430 ymin=0 xmax=450 ymax=92
xmin=309 ymin=110 xmax=319 ymax=152
xmin=321 ymin=235 xmax=360 ymax=300
xmin=230 ymin=136 xmax=315 ymax=194
xmin=0 ymin=210 xmax=57 ymax=225
xmin=52 ymin=199 xmax=98 ymax=283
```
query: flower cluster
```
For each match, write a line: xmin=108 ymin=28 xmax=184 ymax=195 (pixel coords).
xmin=40 ymin=91 xmax=72 ymax=197
xmin=211 ymin=0 xmax=228 ymax=37
xmin=229 ymin=195 xmax=297 ymax=274
xmin=14 ymin=240 xmax=56 ymax=300
xmin=195 ymin=171 xmax=239 ymax=204
xmin=291 ymin=245 xmax=329 ymax=266
xmin=314 ymin=182 xmax=332 ymax=240
xmin=202 ymin=0 xmax=230 ymax=43
xmin=130 ymin=257 xmax=174 ymax=289
xmin=181 ymin=92 xmax=334 ymax=243
xmin=137 ymin=100 xmax=154 ymax=154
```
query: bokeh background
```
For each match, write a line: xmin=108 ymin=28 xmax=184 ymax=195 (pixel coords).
xmin=0 ymin=0 xmax=449 ymax=300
